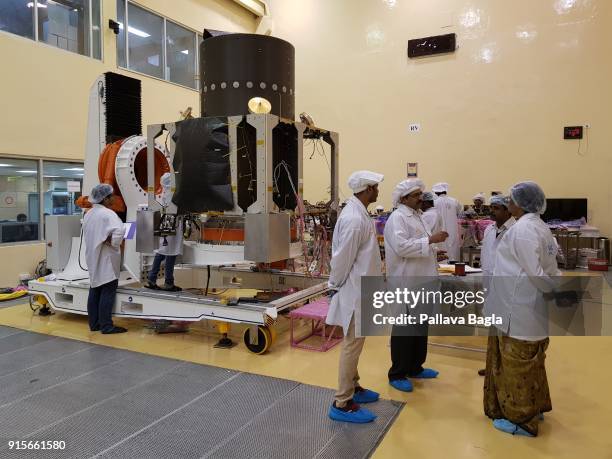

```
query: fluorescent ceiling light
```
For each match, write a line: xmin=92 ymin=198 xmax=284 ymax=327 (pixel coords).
xmin=26 ymin=2 xmax=48 ymax=8
xmin=16 ymin=170 xmax=37 ymax=173
xmin=45 ymin=175 xmax=61 ymax=178
xmin=0 ymin=164 xmax=13 ymax=167
xmin=63 ymin=167 xmax=84 ymax=171
xmin=118 ymin=23 xmax=151 ymax=38
xmin=181 ymin=49 xmax=189 ymax=55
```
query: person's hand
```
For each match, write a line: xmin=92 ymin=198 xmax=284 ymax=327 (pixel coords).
xmin=429 ymin=231 xmax=449 ymax=244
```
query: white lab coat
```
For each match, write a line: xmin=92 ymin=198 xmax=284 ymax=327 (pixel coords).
xmin=384 ymin=204 xmax=438 ymax=277
xmin=488 ymin=213 xmax=561 ymax=340
xmin=326 ymin=196 xmax=382 ymax=335
xmin=155 ymin=219 xmax=183 ymax=256
xmin=83 ymin=204 xmax=125 ymax=288
xmin=434 ymin=194 xmax=462 ymax=261
xmin=422 ymin=207 xmax=443 ymax=235
xmin=480 ymin=217 xmax=515 ymax=276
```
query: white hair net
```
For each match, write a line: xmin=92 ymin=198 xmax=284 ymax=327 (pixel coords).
xmin=375 ymin=205 xmax=384 ymax=211
xmin=510 ymin=181 xmax=547 ymax=214
xmin=347 ymin=170 xmax=384 ymax=193
xmin=473 ymin=193 xmax=485 ymax=202
xmin=432 ymin=182 xmax=449 ymax=193
xmin=489 ymin=195 xmax=510 ymax=208
xmin=90 ymin=184 xmax=113 ymax=204
xmin=392 ymin=179 xmax=425 ymax=208
xmin=422 ymin=191 xmax=435 ymax=202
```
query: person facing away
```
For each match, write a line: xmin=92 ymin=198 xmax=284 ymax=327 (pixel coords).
xmin=82 ymin=184 xmax=127 ymax=334
xmin=326 ymin=170 xmax=384 ymax=424
xmin=432 ymin=182 xmax=462 ymax=261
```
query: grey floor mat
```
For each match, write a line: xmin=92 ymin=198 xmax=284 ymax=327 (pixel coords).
xmin=0 ymin=326 xmax=403 ymax=459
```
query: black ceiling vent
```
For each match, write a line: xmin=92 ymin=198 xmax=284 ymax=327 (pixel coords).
xmin=408 ymin=33 xmax=456 ymax=58
xmin=104 ymin=72 xmax=142 ymax=144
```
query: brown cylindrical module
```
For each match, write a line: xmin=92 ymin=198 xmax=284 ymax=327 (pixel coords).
xmin=200 ymin=33 xmax=295 ymax=120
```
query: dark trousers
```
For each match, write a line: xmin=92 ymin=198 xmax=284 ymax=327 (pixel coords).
xmin=388 ymin=334 xmax=429 ymax=381
xmin=87 ymin=279 xmax=118 ymax=332
xmin=148 ymin=253 xmax=176 ymax=286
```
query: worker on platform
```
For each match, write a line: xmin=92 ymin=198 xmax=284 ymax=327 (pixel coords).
xmin=146 ymin=172 xmax=183 ymax=292
xmin=326 ymin=170 xmax=384 ymax=423
xmin=83 ymin=184 xmax=127 ymax=334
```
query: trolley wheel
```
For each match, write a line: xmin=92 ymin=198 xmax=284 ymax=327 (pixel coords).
xmin=268 ymin=325 xmax=278 ymax=345
xmin=243 ymin=325 xmax=272 ymax=355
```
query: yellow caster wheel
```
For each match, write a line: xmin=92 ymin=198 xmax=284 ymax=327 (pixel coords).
xmin=268 ymin=325 xmax=277 ymax=345
xmin=243 ymin=325 xmax=272 ymax=355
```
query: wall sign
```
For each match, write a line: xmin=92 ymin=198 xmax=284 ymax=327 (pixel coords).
xmin=407 ymin=163 xmax=418 ymax=177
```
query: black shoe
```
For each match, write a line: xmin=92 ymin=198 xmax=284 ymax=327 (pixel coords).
xmin=478 ymin=369 xmax=486 ymax=376
xmin=161 ymin=284 xmax=182 ymax=292
xmin=145 ymin=282 xmax=160 ymax=290
xmin=101 ymin=326 xmax=128 ymax=334
xmin=90 ymin=326 xmax=100 ymax=332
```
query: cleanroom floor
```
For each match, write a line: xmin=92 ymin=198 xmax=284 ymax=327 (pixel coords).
xmin=0 ymin=303 xmax=611 ymax=459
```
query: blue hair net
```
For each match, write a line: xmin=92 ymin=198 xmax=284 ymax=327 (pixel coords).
xmin=489 ymin=195 xmax=510 ymax=208
xmin=90 ymin=184 xmax=113 ymax=204
xmin=510 ymin=182 xmax=546 ymax=214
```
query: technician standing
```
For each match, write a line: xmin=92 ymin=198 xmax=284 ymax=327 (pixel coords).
xmin=83 ymin=184 xmax=127 ymax=334
xmin=484 ymin=181 xmax=558 ymax=437
xmin=477 ymin=194 xmax=515 ymax=376
xmin=146 ymin=172 xmax=183 ymax=292
xmin=432 ymin=182 xmax=462 ymax=261
xmin=384 ymin=179 xmax=448 ymax=392
xmin=326 ymin=170 xmax=384 ymax=423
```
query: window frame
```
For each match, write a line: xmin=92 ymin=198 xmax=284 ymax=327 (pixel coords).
xmin=0 ymin=155 xmax=85 ymax=246
xmin=117 ymin=0 xmax=200 ymax=92
xmin=0 ymin=0 xmax=103 ymax=61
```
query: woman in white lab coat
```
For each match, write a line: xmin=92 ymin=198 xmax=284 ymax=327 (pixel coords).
xmin=432 ymin=182 xmax=463 ymax=261
xmin=83 ymin=184 xmax=127 ymax=334
xmin=145 ymin=173 xmax=183 ymax=292
xmin=484 ymin=181 xmax=559 ymax=437
xmin=384 ymin=180 xmax=448 ymax=392
xmin=326 ymin=170 xmax=384 ymax=424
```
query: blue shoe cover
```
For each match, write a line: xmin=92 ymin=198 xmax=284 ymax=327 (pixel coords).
xmin=328 ymin=404 xmax=377 ymax=423
xmin=412 ymin=368 xmax=439 ymax=379
xmin=353 ymin=388 xmax=379 ymax=404
xmin=493 ymin=419 xmax=535 ymax=437
xmin=389 ymin=379 xmax=413 ymax=392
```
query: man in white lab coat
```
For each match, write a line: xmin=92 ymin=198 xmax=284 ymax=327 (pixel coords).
xmin=480 ymin=195 xmax=515 ymax=277
xmin=432 ymin=182 xmax=462 ymax=261
xmin=326 ymin=170 xmax=384 ymax=423
xmin=145 ymin=173 xmax=183 ymax=292
xmin=83 ymin=184 xmax=127 ymax=334
xmin=384 ymin=180 xmax=448 ymax=392
xmin=484 ymin=181 xmax=558 ymax=437
xmin=477 ymin=194 xmax=515 ymax=376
